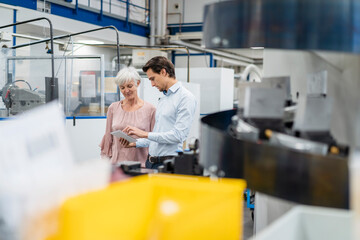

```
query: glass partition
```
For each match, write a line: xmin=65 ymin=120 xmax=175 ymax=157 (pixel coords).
xmin=1 ymin=54 xmax=116 ymax=117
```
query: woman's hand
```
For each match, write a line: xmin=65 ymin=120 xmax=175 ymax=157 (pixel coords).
xmin=123 ymin=126 xmax=149 ymax=138
xmin=119 ymin=138 xmax=136 ymax=148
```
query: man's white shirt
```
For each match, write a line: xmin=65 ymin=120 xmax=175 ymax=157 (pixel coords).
xmin=136 ymin=81 xmax=197 ymax=156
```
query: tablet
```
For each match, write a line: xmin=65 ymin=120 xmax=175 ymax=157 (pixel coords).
xmin=111 ymin=130 xmax=137 ymax=143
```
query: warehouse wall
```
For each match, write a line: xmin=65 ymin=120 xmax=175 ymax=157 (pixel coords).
xmin=167 ymin=0 xmax=219 ymax=24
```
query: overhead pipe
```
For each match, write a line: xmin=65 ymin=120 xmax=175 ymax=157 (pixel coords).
xmin=212 ymin=56 xmax=252 ymax=67
xmin=161 ymin=0 xmax=168 ymax=40
xmin=156 ymin=0 xmax=162 ymax=44
xmin=170 ymin=39 xmax=261 ymax=66
xmin=155 ymin=0 xmax=168 ymax=44
xmin=149 ymin=0 xmax=156 ymax=45
xmin=240 ymin=64 xmax=263 ymax=81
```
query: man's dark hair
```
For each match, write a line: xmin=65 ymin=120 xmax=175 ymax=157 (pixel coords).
xmin=142 ymin=56 xmax=176 ymax=78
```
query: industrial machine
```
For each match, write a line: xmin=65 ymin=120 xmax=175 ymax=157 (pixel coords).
xmin=198 ymin=76 xmax=350 ymax=234
xmin=159 ymin=139 xmax=203 ymax=176
xmin=118 ymin=139 xmax=203 ymax=176
xmin=200 ymin=77 xmax=349 ymax=209
xmin=200 ymin=0 xmax=356 ymax=211
xmin=0 ymin=80 xmax=45 ymax=115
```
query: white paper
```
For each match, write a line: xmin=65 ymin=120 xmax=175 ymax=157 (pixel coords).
xmin=111 ymin=130 xmax=137 ymax=143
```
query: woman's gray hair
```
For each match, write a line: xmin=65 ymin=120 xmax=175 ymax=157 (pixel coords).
xmin=114 ymin=66 xmax=141 ymax=86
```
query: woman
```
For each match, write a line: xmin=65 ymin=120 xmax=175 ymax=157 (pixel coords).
xmin=100 ymin=67 xmax=156 ymax=167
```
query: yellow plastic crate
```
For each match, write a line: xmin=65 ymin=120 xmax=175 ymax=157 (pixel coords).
xmin=47 ymin=174 xmax=246 ymax=240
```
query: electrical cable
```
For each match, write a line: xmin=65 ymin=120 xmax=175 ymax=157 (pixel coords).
xmin=55 ymin=36 xmax=73 ymax=77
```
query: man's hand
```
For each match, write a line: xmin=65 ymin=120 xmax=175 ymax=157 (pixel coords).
xmin=123 ymin=126 xmax=149 ymax=138
xmin=119 ymin=138 xmax=136 ymax=148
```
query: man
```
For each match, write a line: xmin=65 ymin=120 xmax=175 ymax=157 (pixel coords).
xmin=121 ymin=56 xmax=197 ymax=169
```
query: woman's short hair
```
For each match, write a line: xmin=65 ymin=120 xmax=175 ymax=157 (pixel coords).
xmin=114 ymin=66 xmax=141 ymax=86
xmin=142 ymin=56 xmax=176 ymax=78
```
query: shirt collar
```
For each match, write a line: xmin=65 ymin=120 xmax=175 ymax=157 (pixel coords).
xmin=163 ymin=81 xmax=181 ymax=95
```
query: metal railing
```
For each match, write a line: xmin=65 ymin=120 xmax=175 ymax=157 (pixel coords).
xmin=75 ymin=0 xmax=150 ymax=25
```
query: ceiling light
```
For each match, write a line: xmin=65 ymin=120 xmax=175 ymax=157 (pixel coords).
xmin=250 ymin=47 xmax=264 ymax=50
xmin=76 ymin=40 xmax=104 ymax=45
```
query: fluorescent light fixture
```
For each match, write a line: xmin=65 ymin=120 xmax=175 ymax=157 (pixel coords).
xmin=76 ymin=40 xmax=104 ymax=45
xmin=251 ymin=47 xmax=264 ymax=50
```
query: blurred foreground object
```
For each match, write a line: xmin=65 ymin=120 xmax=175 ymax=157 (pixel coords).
xmin=251 ymin=205 xmax=353 ymax=240
xmin=47 ymin=174 xmax=246 ymax=240
xmin=202 ymin=0 xmax=360 ymax=52
xmin=350 ymin=150 xmax=360 ymax=240
xmin=0 ymin=102 xmax=111 ymax=240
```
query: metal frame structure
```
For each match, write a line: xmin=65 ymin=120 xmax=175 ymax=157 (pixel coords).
xmin=0 ymin=17 xmax=57 ymax=101
xmin=11 ymin=25 xmax=121 ymax=72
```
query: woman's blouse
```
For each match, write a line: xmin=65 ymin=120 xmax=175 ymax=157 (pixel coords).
xmin=100 ymin=100 xmax=156 ymax=167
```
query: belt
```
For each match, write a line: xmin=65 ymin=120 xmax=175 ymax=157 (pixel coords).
xmin=148 ymin=155 xmax=175 ymax=164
